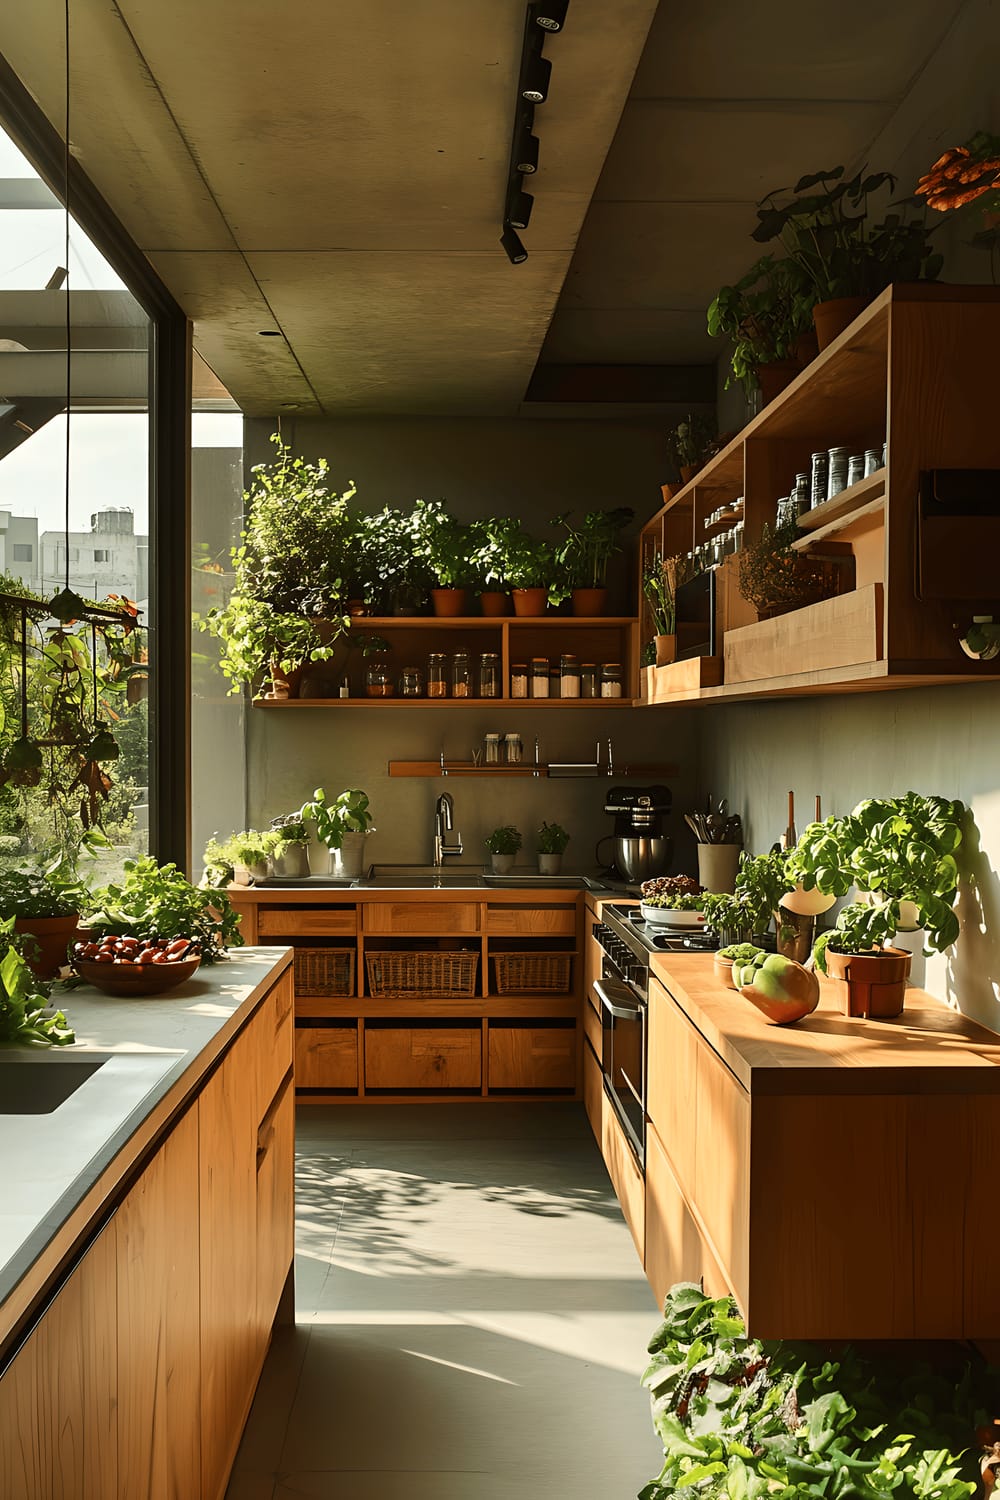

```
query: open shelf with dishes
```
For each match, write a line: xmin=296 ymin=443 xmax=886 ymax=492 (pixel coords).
xmin=254 ymin=615 xmax=641 ymax=706
xmin=640 ymin=284 xmax=1000 ymax=704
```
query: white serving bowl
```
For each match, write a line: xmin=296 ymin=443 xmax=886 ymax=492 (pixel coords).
xmin=640 ymin=902 xmax=707 ymax=929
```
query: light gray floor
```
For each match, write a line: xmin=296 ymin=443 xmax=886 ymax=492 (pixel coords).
xmin=226 ymin=1103 xmax=664 ymax=1500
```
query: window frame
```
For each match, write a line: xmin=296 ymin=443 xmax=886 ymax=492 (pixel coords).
xmin=0 ymin=53 xmax=191 ymax=868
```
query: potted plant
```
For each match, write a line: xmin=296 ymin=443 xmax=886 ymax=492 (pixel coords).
xmin=752 ymin=166 xmax=943 ymax=349
xmin=737 ymin=519 xmax=839 ymax=619
xmin=789 ymin=793 xmax=965 ymax=1018
xmin=485 ymin=824 xmax=522 ymax=875
xmin=410 ymin=498 xmax=476 ymax=616
xmin=207 ymin=829 xmax=278 ymax=885
xmin=642 ymin=553 xmax=678 ymax=667
xmin=486 ymin=520 xmax=561 ymax=617
xmin=664 ymin=414 xmax=716 ymax=485
xmin=0 ymin=917 xmax=75 ymax=1044
xmin=707 ymin=253 xmax=816 ymax=403
xmin=468 ymin=519 xmax=510 ymax=616
xmin=551 ymin=507 xmax=635 ymax=616
xmin=300 ymin=787 xmax=374 ymax=879
xmin=536 ymin=821 xmax=569 ymax=875
xmin=0 ymin=864 xmax=87 ymax=978
xmin=269 ymin=816 xmax=310 ymax=878
xmin=351 ymin=507 xmax=433 ymax=616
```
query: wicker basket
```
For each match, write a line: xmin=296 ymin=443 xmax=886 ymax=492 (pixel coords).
xmin=494 ymin=951 xmax=573 ymax=994
xmin=294 ymin=946 xmax=356 ymax=997
xmin=365 ymin=949 xmax=479 ymax=997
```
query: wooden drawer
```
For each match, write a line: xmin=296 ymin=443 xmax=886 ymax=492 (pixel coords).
xmin=601 ymin=1094 xmax=644 ymax=1264
xmin=365 ymin=1026 xmax=482 ymax=1089
xmin=486 ymin=904 xmax=577 ymax=936
xmin=645 ymin=1123 xmax=730 ymax=1314
xmin=582 ymin=1037 xmax=602 ymax=1142
xmin=364 ymin=902 xmax=479 ymax=935
xmin=258 ymin=907 xmax=357 ymax=937
xmin=647 ymin=976 xmax=700 ymax=1197
xmin=582 ymin=991 xmax=601 ymax=1060
xmin=254 ymin=970 xmax=294 ymax=1112
xmin=488 ymin=1023 xmax=576 ymax=1091
xmin=294 ymin=1023 xmax=359 ymax=1090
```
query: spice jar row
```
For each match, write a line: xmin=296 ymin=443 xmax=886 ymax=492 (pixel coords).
xmin=365 ymin=652 xmax=625 ymax=699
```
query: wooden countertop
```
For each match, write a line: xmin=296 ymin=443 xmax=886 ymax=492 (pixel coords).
xmin=651 ymin=952 xmax=1000 ymax=1096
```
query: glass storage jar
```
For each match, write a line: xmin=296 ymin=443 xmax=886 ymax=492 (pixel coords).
xmin=451 ymin=650 xmax=471 ymax=698
xmin=581 ymin=663 xmax=598 ymax=698
xmin=484 ymin=732 xmax=502 ymax=765
xmin=365 ymin=664 xmax=393 ymax=698
xmin=530 ymin=657 xmax=550 ymax=698
xmin=600 ymin=663 xmax=623 ymax=698
xmin=510 ymin=662 xmax=528 ymax=699
xmin=504 ymin=733 xmax=523 ymax=765
xmin=427 ymin=652 xmax=448 ymax=699
xmin=399 ymin=665 xmax=424 ymax=698
xmin=478 ymin=652 xmax=500 ymax=699
xmin=559 ymin=654 xmax=580 ymax=698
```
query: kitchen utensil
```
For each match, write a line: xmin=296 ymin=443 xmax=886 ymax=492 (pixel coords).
xmin=684 ymin=813 xmax=702 ymax=841
xmin=723 ymin=815 xmax=742 ymax=844
xmin=783 ymin=790 xmax=796 ymax=850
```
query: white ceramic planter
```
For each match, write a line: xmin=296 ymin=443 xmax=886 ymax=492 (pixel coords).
xmin=538 ymin=852 xmax=562 ymax=875
xmin=331 ymin=831 xmax=369 ymax=880
xmin=270 ymin=843 xmax=309 ymax=879
xmin=782 ymin=882 xmax=837 ymax=917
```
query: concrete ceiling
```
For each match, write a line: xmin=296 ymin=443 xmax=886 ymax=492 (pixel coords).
xmin=0 ymin=0 xmax=972 ymax=417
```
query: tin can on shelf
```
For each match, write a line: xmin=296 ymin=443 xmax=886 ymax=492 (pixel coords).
xmin=810 ymin=450 xmax=828 ymax=508
xmin=827 ymin=446 xmax=849 ymax=501
xmin=864 ymin=447 xmax=882 ymax=477
xmin=847 ymin=453 xmax=865 ymax=488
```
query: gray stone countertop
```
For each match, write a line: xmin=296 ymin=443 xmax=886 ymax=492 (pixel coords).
xmin=0 ymin=946 xmax=291 ymax=1328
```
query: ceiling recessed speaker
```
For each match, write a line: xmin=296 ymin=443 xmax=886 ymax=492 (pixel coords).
xmin=506 ymin=189 xmax=534 ymax=231
xmin=521 ymin=51 xmax=551 ymax=103
xmin=501 ymin=224 xmax=528 ymax=264
xmin=533 ymin=1 xmax=568 ymax=30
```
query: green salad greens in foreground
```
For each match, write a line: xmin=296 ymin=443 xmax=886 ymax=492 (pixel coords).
xmin=0 ymin=918 xmax=74 ymax=1045
xmin=82 ymin=858 xmax=242 ymax=961
xmin=641 ymin=1283 xmax=996 ymax=1500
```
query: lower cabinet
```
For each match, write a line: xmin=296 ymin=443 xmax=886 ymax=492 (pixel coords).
xmin=0 ymin=970 xmax=294 ymax=1500
xmin=582 ymin=1035 xmax=602 ymax=1141
xmin=295 ymin=1020 xmax=359 ymax=1090
xmin=487 ymin=1022 xmax=575 ymax=1091
xmin=365 ymin=1024 xmax=482 ymax=1090
xmin=645 ymin=1123 xmax=729 ymax=1314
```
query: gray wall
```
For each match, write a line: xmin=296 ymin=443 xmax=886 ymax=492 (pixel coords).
xmin=242 ymin=415 xmax=700 ymax=874
xmin=703 ymin=4 xmax=1000 ymax=1027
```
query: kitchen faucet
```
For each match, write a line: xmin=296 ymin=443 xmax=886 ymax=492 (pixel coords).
xmin=433 ymin=792 xmax=463 ymax=867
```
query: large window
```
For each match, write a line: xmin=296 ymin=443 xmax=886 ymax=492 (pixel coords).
xmin=0 ymin=122 xmax=153 ymax=870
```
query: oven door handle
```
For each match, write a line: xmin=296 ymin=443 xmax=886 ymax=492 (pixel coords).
xmin=595 ymin=978 xmax=643 ymax=1020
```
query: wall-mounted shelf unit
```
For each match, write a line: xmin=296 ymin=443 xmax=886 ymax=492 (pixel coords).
xmin=387 ymin=760 xmax=678 ymax=778
xmin=253 ymin=614 xmax=641 ymax=705
xmin=639 ymin=284 xmax=1000 ymax=705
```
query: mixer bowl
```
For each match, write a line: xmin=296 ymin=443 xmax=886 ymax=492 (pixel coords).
xmin=615 ymin=836 xmax=672 ymax=884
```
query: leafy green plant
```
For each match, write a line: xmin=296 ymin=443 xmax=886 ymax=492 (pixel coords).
xmin=83 ymin=857 xmax=243 ymax=961
xmin=485 ymin=825 xmax=522 ymax=856
xmin=536 ymin=821 xmax=569 ymax=855
xmin=640 ymin=640 xmax=657 ymax=667
xmin=208 ymin=829 xmax=279 ymax=870
xmin=300 ymin=787 xmax=374 ymax=850
xmin=350 ymin=508 xmax=433 ymax=614
xmin=551 ymin=507 xmax=634 ymax=590
xmin=664 ymin=414 xmax=716 ymax=477
xmin=0 ymin=834 xmax=21 ymax=856
xmin=738 ymin=520 xmax=837 ymax=614
xmin=642 ymin=891 xmax=704 ymax=912
xmin=733 ymin=849 xmax=795 ymax=932
xmin=643 ymin=554 xmax=678 ymax=637
xmin=410 ymin=498 xmax=479 ymax=591
xmin=0 ymin=864 xmax=87 ymax=918
xmin=752 ymin=165 xmax=942 ymax=301
xmin=788 ymin=793 xmax=966 ymax=971
xmin=641 ymin=1282 xmax=991 ymax=1500
xmin=478 ymin=518 xmax=559 ymax=597
xmin=700 ymin=892 xmax=759 ymax=940
xmin=707 ymin=254 xmax=815 ymax=398
xmin=0 ymin=918 xmax=74 ymax=1045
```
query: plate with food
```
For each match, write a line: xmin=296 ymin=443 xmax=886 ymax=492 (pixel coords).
xmin=639 ymin=874 xmax=706 ymax=928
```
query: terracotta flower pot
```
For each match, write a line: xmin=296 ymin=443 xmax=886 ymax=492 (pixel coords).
xmin=679 ymin=464 xmax=700 ymax=485
xmin=511 ymin=587 xmax=548 ymax=618
xmin=654 ymin=633 xmax=677 ymax=667
xmin=571 ymin=587 xmax=607 ymax=618
xmin=264 ymin=662 xmax=303 ymax=700
xmin=478 ymin=591 xmax=509 ymax=617
xmin=431 ymin=587 xmax=468 ymax=618
xmin=812 ymin=296 xmax=869 ymax=351
xmin=15 ymin=914 xmax=79 ymax=979
xmin=791 ymin=329 xmax=819 ymax=368
xmin=824 ymin=946 xmax=912 ymax=1020
xmin=757 ymin=359 xmax=799 ymax=405
xmin=661 ymin=483 xmax=683 ymax=503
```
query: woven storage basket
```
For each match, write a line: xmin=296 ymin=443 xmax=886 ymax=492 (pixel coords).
xmin=294 ymin=946 xmax=355 ymax=997
xmin=365 ymin=949 xmax=479 ymax=997
xmin=494 ymin=951 xmax=572 ymax=994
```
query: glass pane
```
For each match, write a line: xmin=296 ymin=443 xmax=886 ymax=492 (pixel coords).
xmin=0 ymin=121 xmax=151 ymax=878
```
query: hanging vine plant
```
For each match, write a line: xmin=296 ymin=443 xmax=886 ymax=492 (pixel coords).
xmin=0 ymin=581 xmax=143 ymax=841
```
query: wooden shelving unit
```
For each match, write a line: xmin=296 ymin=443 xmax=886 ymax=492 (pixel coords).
xmin=387 ymin=759 xmax=678 ymax=778
xmin=640 ymin=284 xmax=1000 ymax=704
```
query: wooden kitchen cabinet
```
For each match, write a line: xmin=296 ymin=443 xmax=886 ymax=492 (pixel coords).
xmin=488 ymin=1022 xmax=576 ymax=1090
xmin=364 ymin=901 xmax=479 ymax=934
xmin=0 ymin=1221 xmax=118 ymax=1500
xmin=258 ymin=907 xmax=357 ymax=937
xmin=486 ymin=904 xmax=576 ymax=936
xmin=365 ymin=1025 xmax=482 ymax=1090
xmin=295 ymin=1021 xmax=359 ymax=1089
xmin=256 ymin=1076 xmax=295 ymax=1344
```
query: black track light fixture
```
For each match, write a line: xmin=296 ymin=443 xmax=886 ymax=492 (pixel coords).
xmin=515 ymin=123 xmax=539 ymax=175
xmin=520 ymin=49 xmax=551 ymax=103
xmin=533 ymin=0 xmax=569 ymax=30
xmin=501 ymin=223 xmax=528 ymax=264
xmin=506 ymin=188 xmax=534 ymax=231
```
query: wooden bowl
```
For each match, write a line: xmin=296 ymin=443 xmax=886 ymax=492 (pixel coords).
xmin=72 ymin=954 xmax=201 ymax=996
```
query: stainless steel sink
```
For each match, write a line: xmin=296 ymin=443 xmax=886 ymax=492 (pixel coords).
xmin=481 ymin=874 xmax=588 ymax=887
xmin=366 ymin=864 xmax=486 ymax=887
xmin=0 ymin=1056 xmax=110 ymax=1115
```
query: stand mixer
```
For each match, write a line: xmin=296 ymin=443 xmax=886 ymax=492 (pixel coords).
xmin=598 ymin=786 xmax=673 ymax=884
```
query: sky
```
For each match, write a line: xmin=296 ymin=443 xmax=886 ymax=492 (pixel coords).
xmin=0 ymin=126 xmax=243 ymax=534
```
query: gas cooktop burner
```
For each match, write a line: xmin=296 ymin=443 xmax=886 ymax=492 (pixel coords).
xmin=601 ymin=902 xmax=718 ymax=954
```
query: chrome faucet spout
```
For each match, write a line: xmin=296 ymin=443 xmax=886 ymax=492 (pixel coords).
xmin=433 ymin=793 xmax=462 ymax=866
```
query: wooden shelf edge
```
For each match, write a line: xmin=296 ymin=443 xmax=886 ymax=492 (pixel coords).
xmin=255 ymin=697 xmax=638 ymax=708
xmin=796 ymin=469 xmax=886 ymax=535
xmin=344 ymin=615 xmax=639 ymax=628
xmin=388 ymin=760 xmax=678 ymax=777
xmin=792 ymin=494 xmax=886 ymax=550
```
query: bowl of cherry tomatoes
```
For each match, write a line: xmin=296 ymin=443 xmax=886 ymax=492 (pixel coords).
xmin=71 ymin=933 xmax=202 ymax=996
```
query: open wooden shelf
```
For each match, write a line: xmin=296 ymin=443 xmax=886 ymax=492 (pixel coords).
xmin=345 ymin=615 xmax=638 ymax=629
xmin=388 ymin=759 xmax=677 ymax=778
xmin=257 ymin=696 xmax=637 ymax=709
xmin=640 ymin=285 xmax=1000 ymax=705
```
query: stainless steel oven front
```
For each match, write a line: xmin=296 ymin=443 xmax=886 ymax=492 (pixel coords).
xmin=591 ymin=917 xmax=648 ymax=1167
